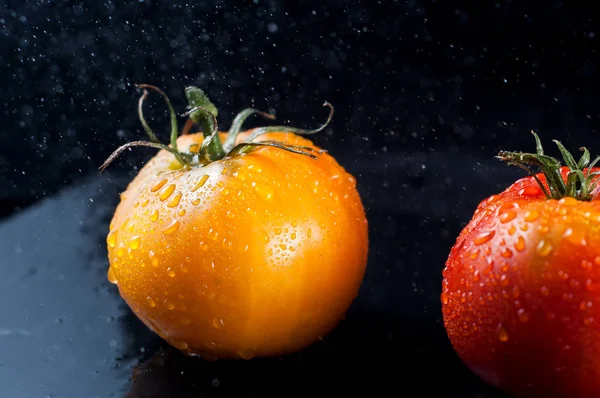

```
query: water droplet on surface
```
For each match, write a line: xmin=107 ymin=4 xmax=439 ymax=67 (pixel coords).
xmin=107 ymin=268 xmax=117 ymax=284
xmin=116 ymin=246 xmax=125 ymax=257
xmin=473 ymin=270 xmax=481 ymax=281
xmin=474 ymin=231 xmax=495 ymax=245
xmin=508 ymin=225 xmax=517 ymax=235
xmin=260 ymin=230 xmax=270 ymax=244
xmin=167 ymin=192 xmax=182 ymax=207
xmin=151 ymin=179 xmax=168 ymax=192
xmin=290 ymin=232 xmax=297 ymax=240
xmin=514 ymin=236 xmax=526 ymax=252
xmin=497 ymin=323 xmax=509 ymax=342
xmin=150 ymin=257 xmax=160 ymax=269
xmin=501 ymin=248 xmax=513 ymax=258
xmin=500 ymin=210 xmax=517 ymax=223
xmin=167 ymin=267 xmax=176 ymax=278
xmin=584 ymin=317 xmax=595 ymax=326
xmin=159 ymin=184 xmax=176 ymax=201
xmin=107 ymin=231 xmax=117 ymax=248
xmin=441 ymin=291 xmax=449 ymax=304
xmin=581 ymin=260 xmax=593 ymax=270
xmin=129 ymin=235 xmax=140 ymax=250
xmin=141 ymin=198 xmax=150 ymax=207
xmin=147 ymin=297 xmax=156 ymax=308
xmin=536 ymin=240 xmax=553 ymax=256
xmin=192 ymin=198 xmax=202 ymax=206
xmin=174 ymin=340 xmax=189 ymax=350
xmin=208 ymin=228 xmax=219 ymax=240
xmin=192 ymin=175 xmax=209 ymax=192
xmin=238 ymin=349 xmax=256 ymax=359
xmin=307 ymin=228 xmax=312 ymax=238
xmin=517 ymin=308 xmax=529 ymax=323
xmin=500 ymin=274 xmax=509 ymax=285
xmin=162 ymin=220 xmax=181 ymax=235
xmin=150 ymin=209 xmax=159 ymax=222
xmin=212 ymin=318 xmax=224 ymax=329
xmin=558 ymin=197 xmax=578 ymax=207
xmin=519 ymin=185 xmax=541 ymax=196
xmin=470 ymin=249 xmax=480 ymax=259
xmin=541 ymin=286 xmax=549 ymax=296
xmin=164 ymin=301 xmax=175 ymax=310
xmin=524 ymin=210 xmax=540 ymax=222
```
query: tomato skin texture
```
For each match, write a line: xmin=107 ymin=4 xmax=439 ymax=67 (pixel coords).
xmin=106 ymin=131 xmax=368 ymax=360
xmin=442 ymin=167 xmax=600 ymax=398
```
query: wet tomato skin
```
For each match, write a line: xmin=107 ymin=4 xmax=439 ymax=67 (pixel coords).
xmin=442 ymin=167 xmax=600 ymax=398
xmin=107 ymin=131 xmax=368 ymax=360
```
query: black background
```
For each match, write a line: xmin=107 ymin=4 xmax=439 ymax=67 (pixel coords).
xmin=1 ymin=1 xmax=599 ymax=397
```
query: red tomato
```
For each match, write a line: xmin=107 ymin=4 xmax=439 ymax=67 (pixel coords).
xmin=102 ymin=85 xmax=369 ymax=360
xmin=442 ymin=133 xmax=600 ymax=398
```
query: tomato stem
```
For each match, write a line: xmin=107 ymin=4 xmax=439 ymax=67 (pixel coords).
xmin=224 ymin=108 xmax=276 ymax=152
xmin=497 ymin=131 xmax=599 ymax=201
xmin=99 ymin=84 xmax=333 ymax=172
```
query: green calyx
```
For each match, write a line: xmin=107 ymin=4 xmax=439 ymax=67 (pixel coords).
xmin=497 ymin=131 xmax=600 ymax=201
xmin=99 ymin=84 xmax=334 ymax=171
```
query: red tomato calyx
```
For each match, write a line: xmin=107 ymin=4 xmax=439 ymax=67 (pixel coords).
xmin=497 ymin=131 xmax=600 ymax=201
xmin=99 ymin=84 xmax=334 ymax=172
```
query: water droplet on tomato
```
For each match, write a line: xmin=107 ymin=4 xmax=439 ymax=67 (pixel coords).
xmin=517 ymin=308 xmax=529 ymax=323
xmin=307 ymin=228 xmax=312 ymax=238
xmin=581 ymin=260 xmax=593 ymax=270
xmin=174 ymin=340 xmax=189 ymax=350
xmin=208 ymin=228 xmax=219 ymax=241
xmin=192 ymin=198 xmax=201 ymax=206
xmin=524 ymin=210 xmax=540 ymax=222
xmin=167 ymin=192 xmax=182 ymax=207
xmin=238 ymin=349 xmax=256 ymax=359
xmin=141 ymin=198 xmax=150 ymax=207
xmin=150 ymin=209 xmax=159 ymax=222
xmin=514 ymin=236 xmax=526 ymax=252
xmin=500 ymin=210 xmax=517 ymax=223
xmin=260 ymin=230 xmax=270 ymax=244
xmin=107 ymin=231 xmax=117 ymax=248
xmin=159 ymin=184 xmax=176 ymax=201
xmin=116 ymin=246 xmax=125 ymax=257
xmin=212 ymin=318 xmax=224 ymax=329
xmin=519 ymin=185 xmax=541 ymax=196
xmin=107 ymin=267 xmax=117 ymax=284
xmin=474 ymin=231 xmax=495 ymax=245
xmin=497 ymin=323 xmax=509 ymax=342
xmin=541 ymin=286 xmax=549 ymax=296
xmin=167 ymin=267 xmax=176 ymax=278
xmin=274 ymin=228 xmax=282 ymax=235
xmin=500 ymin=274 xmax=509 ymax=285
xmin=536 ymin=239 xmax=553 ymax=256
xmin=290 ymin=232 xmax=297 ymax=240
xmin=501 ymin=248 xmax=513 ymax=258
xmin=520 ymin=224 xmax=529 ymax=231
xmin=129 ymin=235 xmax=140 ymax=250
xmin=147 ymin=297 xmax=156 ymax=308
xmin=470 ymin=249 xmax=480 ymax=259
xmin=164 ymin=300 xmax=175 ymax=310
xmin=151 ymin=179 xmax=168 ymax=192
xmin=512 ymin=285 xmax=520 ymax=299
xmin=192 ymin=175 xmax=209 ymax=192
xmin=441 ymin=291 xmax=449 ymax=304
xmin=558 ymin=197 xmax=578 ymax=206
xmin=473 ymin=270 xmax=481 ymax=281
xmin=580 ymin=300 xmax=593 ymax=311
xmin=162 ymin=220 xmax=180 ymax=235
xmin=508 ymin=225 xmax=517 ymax=235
